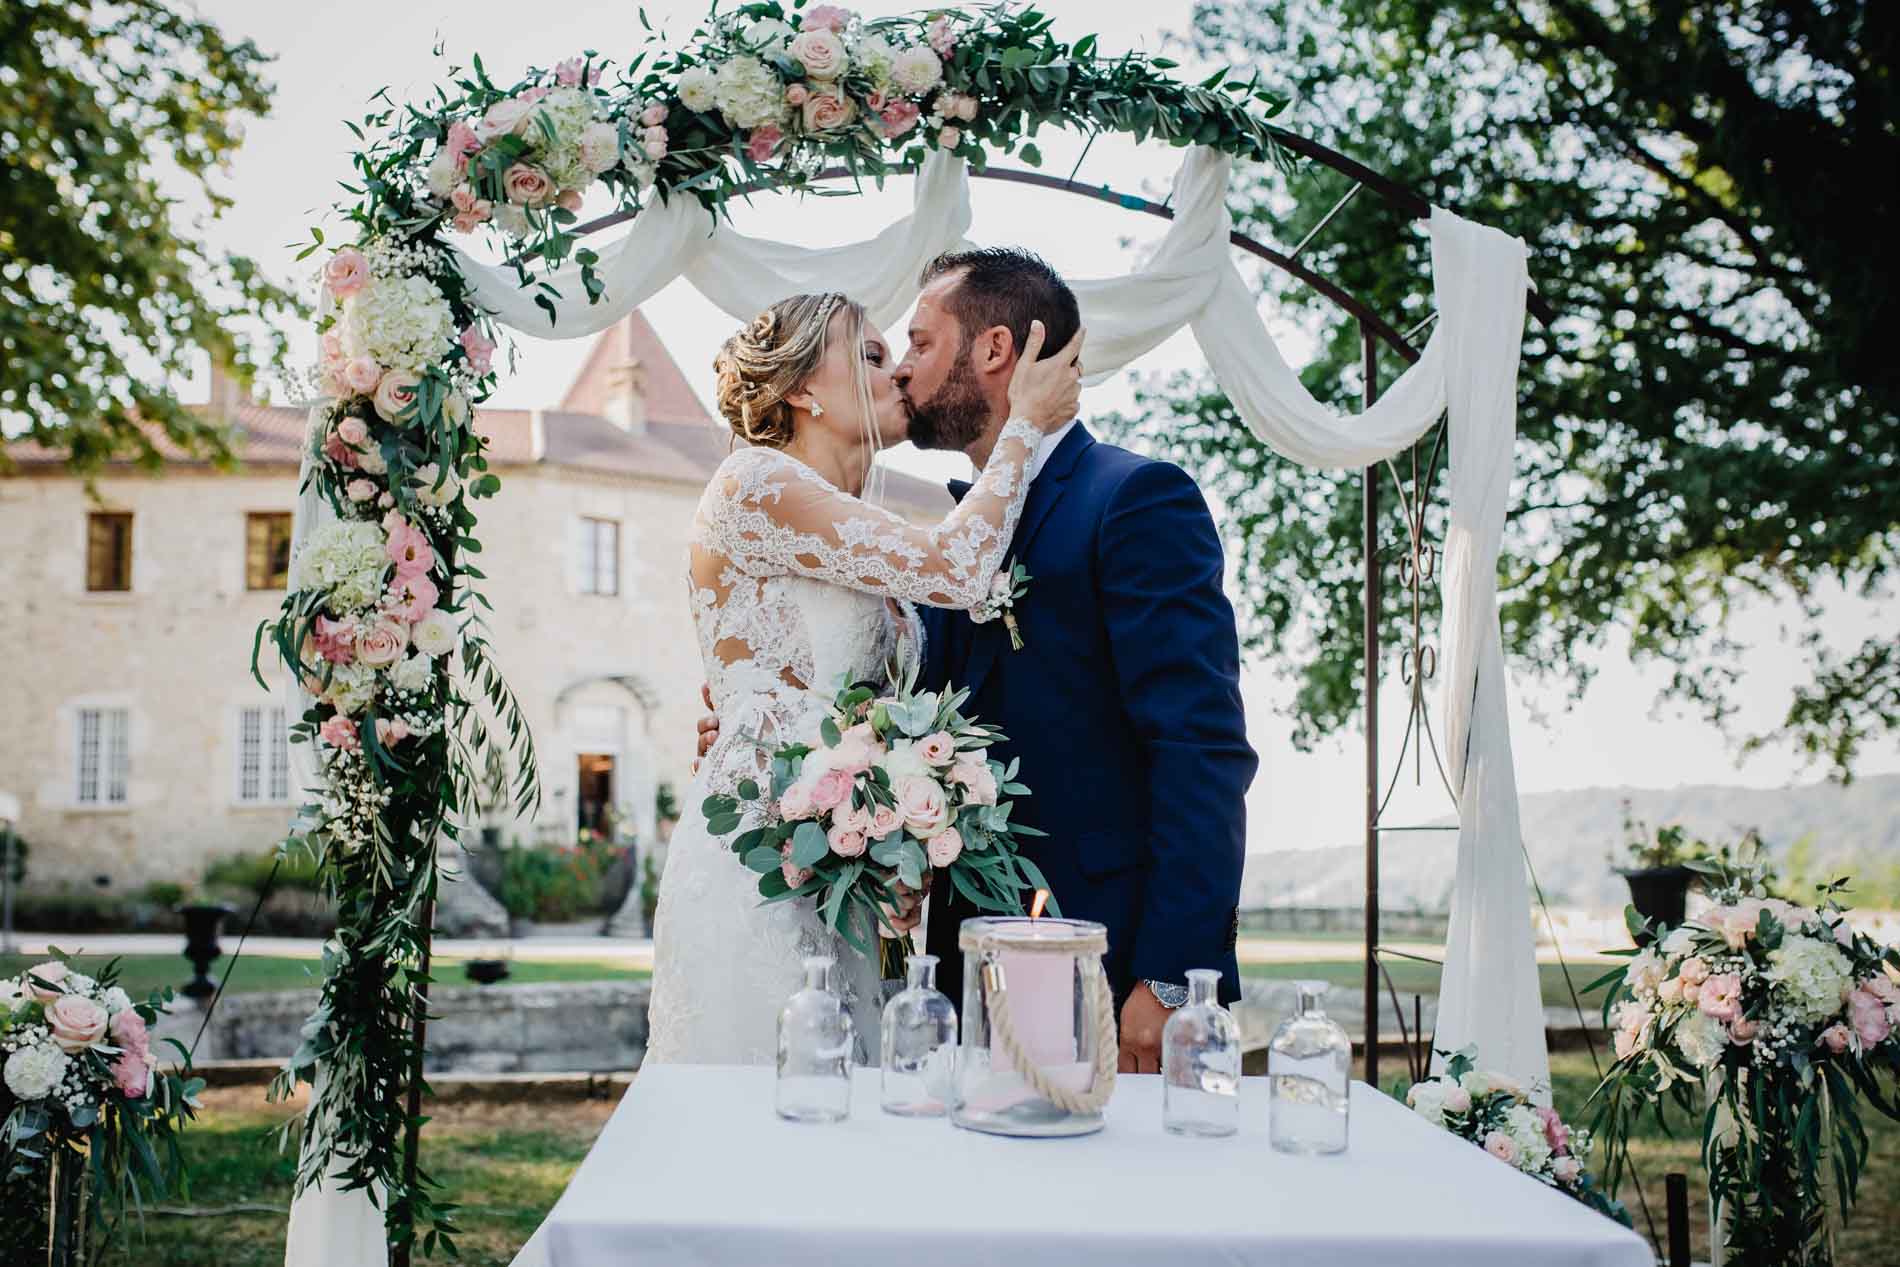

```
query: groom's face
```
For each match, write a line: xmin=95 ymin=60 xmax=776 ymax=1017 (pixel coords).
xmin=895 ymin=274 xmax=994 ymax=453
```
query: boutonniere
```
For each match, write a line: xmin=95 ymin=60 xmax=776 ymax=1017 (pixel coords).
xmin=970 ymin=559 xmax=1032 ymax=651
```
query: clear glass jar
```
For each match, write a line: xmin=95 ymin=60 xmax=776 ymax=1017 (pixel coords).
xmin=1268 ymin=979 xmax=1350 ymax=1154
xmin=881 ymin=953 xmax=959 ymax=1117
xmin=776 ymin=954 xmax=853 ymax=1123
xmin=1162 ymin=968 xmax=1240 ymax=1137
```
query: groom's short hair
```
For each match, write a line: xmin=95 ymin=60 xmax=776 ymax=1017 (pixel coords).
xmin=919 ymin=247 xmax=1080 ymax=364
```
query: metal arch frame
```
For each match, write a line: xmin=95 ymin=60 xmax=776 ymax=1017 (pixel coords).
xmin=558 ymin=141 xmax=1552 ymax=1086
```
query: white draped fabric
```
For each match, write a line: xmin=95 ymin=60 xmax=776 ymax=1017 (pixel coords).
xmin=289 ymin=142 xmax=1547 ymax=1265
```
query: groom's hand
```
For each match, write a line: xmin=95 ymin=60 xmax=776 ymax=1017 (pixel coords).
xmin=692 ymin=683 xmax=718 ymax=773
xmin=1117 ymin=982 xmax=1170 ymax=1074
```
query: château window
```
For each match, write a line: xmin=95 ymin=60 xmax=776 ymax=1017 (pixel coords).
xmin=577 ymin=517 xmax=621 ymax=596
xmin=86 ymin=512 xmax=133 ymax=592
xmin=236 ymin=705 xmax=291 ymax=804
xmin=75 ymin=707 xmax=130 ymax=805
xmin=246 ymin=512 xmax=294 ymax=590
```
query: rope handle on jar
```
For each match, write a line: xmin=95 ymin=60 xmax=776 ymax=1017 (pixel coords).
xmin=980 ymin=949 xmax=1118 ymax=1115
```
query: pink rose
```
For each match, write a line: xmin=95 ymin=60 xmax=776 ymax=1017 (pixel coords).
xmin=955 ymin=95 xmax=979 ymax=122
xmin=641 ymin=126 xmax=669 ymax=161
xmin=345 ymin=478 xmax=377 ymax=503
xmin=372 ymin=370 xmax=421 ymax=425
xmin=518 ymin=86 xmax=550 ymax=106
xmin=112 ymin=1049 xmax=151 ymax=1099
xmin=895 ymin=775 xmax=949 ymax=837
xmin=1678 ymin=956 xmax=1710 ymax=986
xmin=322 ymin=431 xmax=361 ymax=470
xmin=926 ymin=827 xmax=963 ymax=867
xmin=343 ymin=357 xmax=382 ymax=395
xmin=109 ymin=1007 xmax=149 ymax=1054
xmin=917 ymin=732 xmax=956 ymax=767
xmin=482 ymin=98 xmax=533 ymax=138
xmin=47 ymin=995 xmax=109 ymax=1052
xmin=937 ymin=124 xmax=962 ymax=150
xmin=802 ymin=4 xmax=852 ymax=33
xmin=928 ymin=16 xmax=956 ymax=57
xmin=745 ymin=125 xmax=783 ymax=163
xmin=802 ymin=92 xmax=855 ymax=132
xmin=313 ymin=614 xmax=357 ymax=664
xmin=556 ymin=189 xmax=584 ymax=213
xmin=868 ymin=803 xmax=901 ymax=839
xmin=811 ymin=768 xmax=853 ymax=813
xmin=375 ymin=718 xmax=411 ymax=746
xmin=641 ymin=104 xmax=669 ymax=128
xmin=354 ymin=618 xmax=408 ymax=668
xmin=1697 ymin=972 xmax=1743 ymax=1023
xmin=827 ymin=823 xmax=867 ymax=858
xmin=503 ymin=162 xmax=555 ymax=207
xmin=1535 ymin=1105 xmax=1570 ymax=1153
xmin=1482 ymin=1131 xmax=1519 ymax=1165
xmin=879 ymin=100 xmax=921 ymax=139
xmin=386 ymin=572 xmax=439 ymax=624
xmin=780 ymin=846 xmax=814 ymax=889
xmin=948 ymin=757 xmax=998 ymax=806
xmin=1552 ymin=1156 xmax=1582 ymax=1186
xmin=446 ymin=119 xmax=482 ymax=163
xmin=1820 ymin=1023 xmax=1853 ymax=1054
xmin=555 ymin=56 xmax=586 ymax=86
xmin=780 ymin=782 xmax=816 ymax=821
xmin=335 ymin=415 xmax=369 ymax=448
xmin=865 ymin=90 xmax=889 ymax=112
xmin=1849 ymin=988 xmax=1893 ymax=1047
xmin=24 ymin=961 xmax=70 ymax=1002
xmin=1679 ymin=980 xmax=1701 ymax=1006
xmin=1441 ymin=1085 xmax=1472 ymax=1114
xmin=384 ymin=514 xmax=435 ymax=579
xmin=319 ymin=715 xmax=361 ymax=748
xmin=323 ymin=248 xmax=370 ymax=299
xmin=785 ymin=83 xmax=810 ymax=107
xmin=460 ymin=325 xmax=496 ymax=375
xmin=1729 ymin=1017 xmax=1759 ymax=1043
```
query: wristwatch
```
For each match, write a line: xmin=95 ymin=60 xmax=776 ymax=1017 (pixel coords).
xmin=1145 ymin=979 xmax=1190 ymax=1009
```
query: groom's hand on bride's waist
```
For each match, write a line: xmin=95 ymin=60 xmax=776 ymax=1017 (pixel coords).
xmin=693 ymin=682 xmax=718 ymax=773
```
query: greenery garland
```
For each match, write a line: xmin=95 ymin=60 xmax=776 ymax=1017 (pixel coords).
xmin=253 ymin=1 xmax=1292 ymax=1254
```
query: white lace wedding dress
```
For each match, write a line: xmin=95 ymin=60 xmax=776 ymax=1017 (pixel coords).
xmin=643 ymin=415 xmax=1045 ymax=1066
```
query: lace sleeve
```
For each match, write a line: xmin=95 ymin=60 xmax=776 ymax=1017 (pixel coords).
xmin=701 ymin=416 xmax=1044 ymax=609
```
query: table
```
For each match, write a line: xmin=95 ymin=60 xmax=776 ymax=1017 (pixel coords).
xmin=519 ymin=1066 xmax=1655 ymax=1267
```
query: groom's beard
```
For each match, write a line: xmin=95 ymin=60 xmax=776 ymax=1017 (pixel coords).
xmin=903 ymin=347 xmax=991 ymax=453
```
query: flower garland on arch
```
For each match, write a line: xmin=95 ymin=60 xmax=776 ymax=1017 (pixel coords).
xmin=255 ymin=2 xmax=1293 ymax=1253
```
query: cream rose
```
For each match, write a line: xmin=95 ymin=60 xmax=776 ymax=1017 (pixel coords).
xmin=411 ymin=462 xmax=458 ymax=507
xmin=894 ymin=775 xmax=949 ymax=838
xmin=47 ymin=995 xmax=109 ymax=1052
xmin=827 ymin=823 xmax=867 ymax=858
xmin=372 ymin=370 xmax=422 ymax=425
xmin=926 ymin=826 xmax=963 ymax=867
xmin=503 ymin=162 xmax=555 ymax=207
xmin=868 ymin=803 xmax=901 ymax=839
xmin=24 ymin=962 xmax=69 ymax=1002
xmin=802 ymin=92 xmax=855 ymax=132
xmin=354 ymin=617 xmax=409 ymax=668
xmin=482 ymin=98 xmax=534 ymax=138
xmin=790 ymin=29 xmax=848 ymax=79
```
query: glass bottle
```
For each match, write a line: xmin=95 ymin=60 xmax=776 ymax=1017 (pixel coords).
xmin=1162 ymin=968 xmax=1241 ymax=1137
xmin=1268 ymin=980 xmax=1350 ymax=1154
xmin=881 ymin=953 xmax=959 ymax=1117
xmin=776 ymin=955 xmax=853 ymax=1123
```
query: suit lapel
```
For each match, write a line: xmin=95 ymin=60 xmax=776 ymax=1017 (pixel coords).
xmin=959 ymin=425 xmax=1094 ymax=701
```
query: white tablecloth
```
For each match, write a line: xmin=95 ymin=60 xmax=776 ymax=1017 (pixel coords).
xmin=519 ymin=1066 xmax=1653 ymax=1267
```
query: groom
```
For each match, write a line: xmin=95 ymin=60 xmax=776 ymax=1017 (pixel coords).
xmin=898 ymin=248 xmax=1254 ymax=1072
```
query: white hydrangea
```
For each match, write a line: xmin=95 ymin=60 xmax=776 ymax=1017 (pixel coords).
xmin=66 ymin=973 xmax=96 ymax=995
xmin=339 ymin=274 xmax=457 ymax=374
xmin=677 ymin=66 xmax=717 ymax=113
xmin=853 ymin=34 xmax=896 ymax=86
xmin=543 ymin=145 xmax=593 ymax=195
xmin=1406 ymin=1078 xmax=1450 ymax=1127
xmin=524 ymin=87 xmax=598 ymax=147
xmin=1675 ymin=1009 xmax=1729 ymax=1070
xmin=4 ymin=1043 xmax=70 ymax=1101
xmin=1765 ymin=935 xmax=1853 ymax=1024
xmin=101 ymin=986 xmax=133 ymax=1015
xmin=1503 ymin=1104 xmax=1553 ymax=1172
xmin=890 ymin=46 xmax=943 ymax=95
xmin=713 ymin=56 xmax=788 ymax=128
xmin=390 ymin=654 xmax=434 ymax=695
xmin=0 ymin=978 xmax=26 ymax=1010
xmin=295 ymin=520 xmax=388 ymax=613
xmin=320 ymin=661 xmax=379 ymax=716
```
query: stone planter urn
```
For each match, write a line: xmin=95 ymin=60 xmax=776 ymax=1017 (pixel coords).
xmin=176 ymin=902 xmax=235 ymax=1001
xmin=1620 ymin=865 xmax=1695 ymax=942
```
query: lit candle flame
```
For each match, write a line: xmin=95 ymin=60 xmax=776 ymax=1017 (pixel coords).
xmin=1029 ymin=889 xmax=1050 ymax=920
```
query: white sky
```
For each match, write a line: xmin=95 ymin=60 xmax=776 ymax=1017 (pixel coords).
xmin=175 ymin=0 xmax=1898 ymax=851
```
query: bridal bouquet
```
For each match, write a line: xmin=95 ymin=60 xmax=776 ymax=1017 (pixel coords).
xmin=2 ymin=956 xmax=203 ymax=1248
xmin=1589 ymin=863 xmax=1900 ymax=1263
xmin=1406 ymin=1048 xmax=1627 ymax=1224
xmin=701 ymin=666 xmax=1051 ymax=977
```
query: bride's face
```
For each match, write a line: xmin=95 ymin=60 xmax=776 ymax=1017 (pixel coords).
xmin=797 ymin=310 xmax=911 ymax=450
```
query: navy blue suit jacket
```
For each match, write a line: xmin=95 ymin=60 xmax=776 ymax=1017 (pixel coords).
xmin=921 ymin=424 xmax=1256 ymax=1010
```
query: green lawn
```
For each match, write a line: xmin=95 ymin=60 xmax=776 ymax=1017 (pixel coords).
xmin=0 ymin=953 xmax=649 ymax=1001
xmin=1241 ymin=958 xmax=1618 ymax=1013
xmin=35 ymin=1051 xmax=1894 ymax=1267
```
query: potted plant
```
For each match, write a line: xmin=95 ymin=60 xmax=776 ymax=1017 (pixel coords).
xmin=654 ymin=780 xmax=680 ymax=844
xmin=1613 ymin=803 xmax=1706 ymax=938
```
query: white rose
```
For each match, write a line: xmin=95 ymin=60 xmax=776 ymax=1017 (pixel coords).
xmin=426 ymin=148 xmax=460 ymax=198
xmin=890 ymin=47 xmax=943 ymax=95
xmin=1406 ymin=1079 xmax=1449 ymax=1127
xmin=411 ymin=462 xmax=459 ymax=507
xmin=677 ymin=66 xmax=717 ymax=113
xmin=4 ymin=1044 xmax=70 ymax=1101
xmin=101 ymin=986 xmax=133 ymax=1015
xmin=1675 ymin=1009 xmax=1729 ymax=1070
xmin=878 ymin=740 xmax=931 ymax=783
xmin=390 ymin=653 xmax=434 ymax=694
xmin=412 ymin=610 xmax=457 ymax=657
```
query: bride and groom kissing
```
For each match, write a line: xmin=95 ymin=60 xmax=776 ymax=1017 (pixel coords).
xmin=652 ymin=245 xmax=1257 ymax=1075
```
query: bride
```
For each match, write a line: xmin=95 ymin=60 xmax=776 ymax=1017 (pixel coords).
xmin=645 ymin=291 xmax=1082 ymax=1066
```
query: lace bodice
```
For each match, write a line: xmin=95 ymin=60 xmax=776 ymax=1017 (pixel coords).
xmin=685 ymin=416 xmax=1043 ymax=796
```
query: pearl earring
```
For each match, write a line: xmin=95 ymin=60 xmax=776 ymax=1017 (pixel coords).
xmin=810 ymin=401 xmax=824 ymax=417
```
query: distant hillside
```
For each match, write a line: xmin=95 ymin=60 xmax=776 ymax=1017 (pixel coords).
xmin=1242 ymin=773 xmax=1900 ymax=913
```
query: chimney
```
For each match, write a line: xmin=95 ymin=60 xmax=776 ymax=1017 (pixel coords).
xmin=207 ymin=360 xmax=248 ymax=420
xmin=604 ymin=357 xmax=649 ymax=433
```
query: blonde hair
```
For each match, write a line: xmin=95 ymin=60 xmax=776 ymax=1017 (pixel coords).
xmin=713 ymin=294 xmax=884 ymax=499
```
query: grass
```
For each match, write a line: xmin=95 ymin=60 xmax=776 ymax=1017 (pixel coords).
xmin=0 ymin=954 xmax=649 ymax=1001
xmin=1241 ymin=958 xmax=1618 ymax=1013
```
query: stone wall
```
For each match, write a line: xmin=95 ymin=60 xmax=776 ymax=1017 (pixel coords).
xmin=169 ymin=978 xmax=652 ymax=1074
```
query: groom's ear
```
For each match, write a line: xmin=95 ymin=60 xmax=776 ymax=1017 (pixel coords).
xmin=970 ymin=324 xmax=1017 ymax=378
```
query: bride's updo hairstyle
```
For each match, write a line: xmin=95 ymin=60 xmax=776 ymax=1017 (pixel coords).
xmin=714 ymin=292 xmax=865 ymax=448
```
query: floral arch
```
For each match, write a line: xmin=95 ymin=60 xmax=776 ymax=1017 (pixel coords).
xmin=256 ymin=4 xmax=1538 ymax=1257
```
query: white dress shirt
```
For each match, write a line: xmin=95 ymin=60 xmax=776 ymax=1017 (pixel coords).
xmin=1026 ymin=419 xmax=1079 ymax=483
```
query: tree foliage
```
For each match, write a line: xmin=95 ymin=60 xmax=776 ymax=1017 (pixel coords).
xmin=1108 ymin=0 xmax=1898 ymax=774
xmin=0 ymin=0 xmax=300 ymax=473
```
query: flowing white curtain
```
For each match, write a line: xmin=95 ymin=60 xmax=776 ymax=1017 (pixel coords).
xmin=291 ymin=141 xmax=1547 ymax=1266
